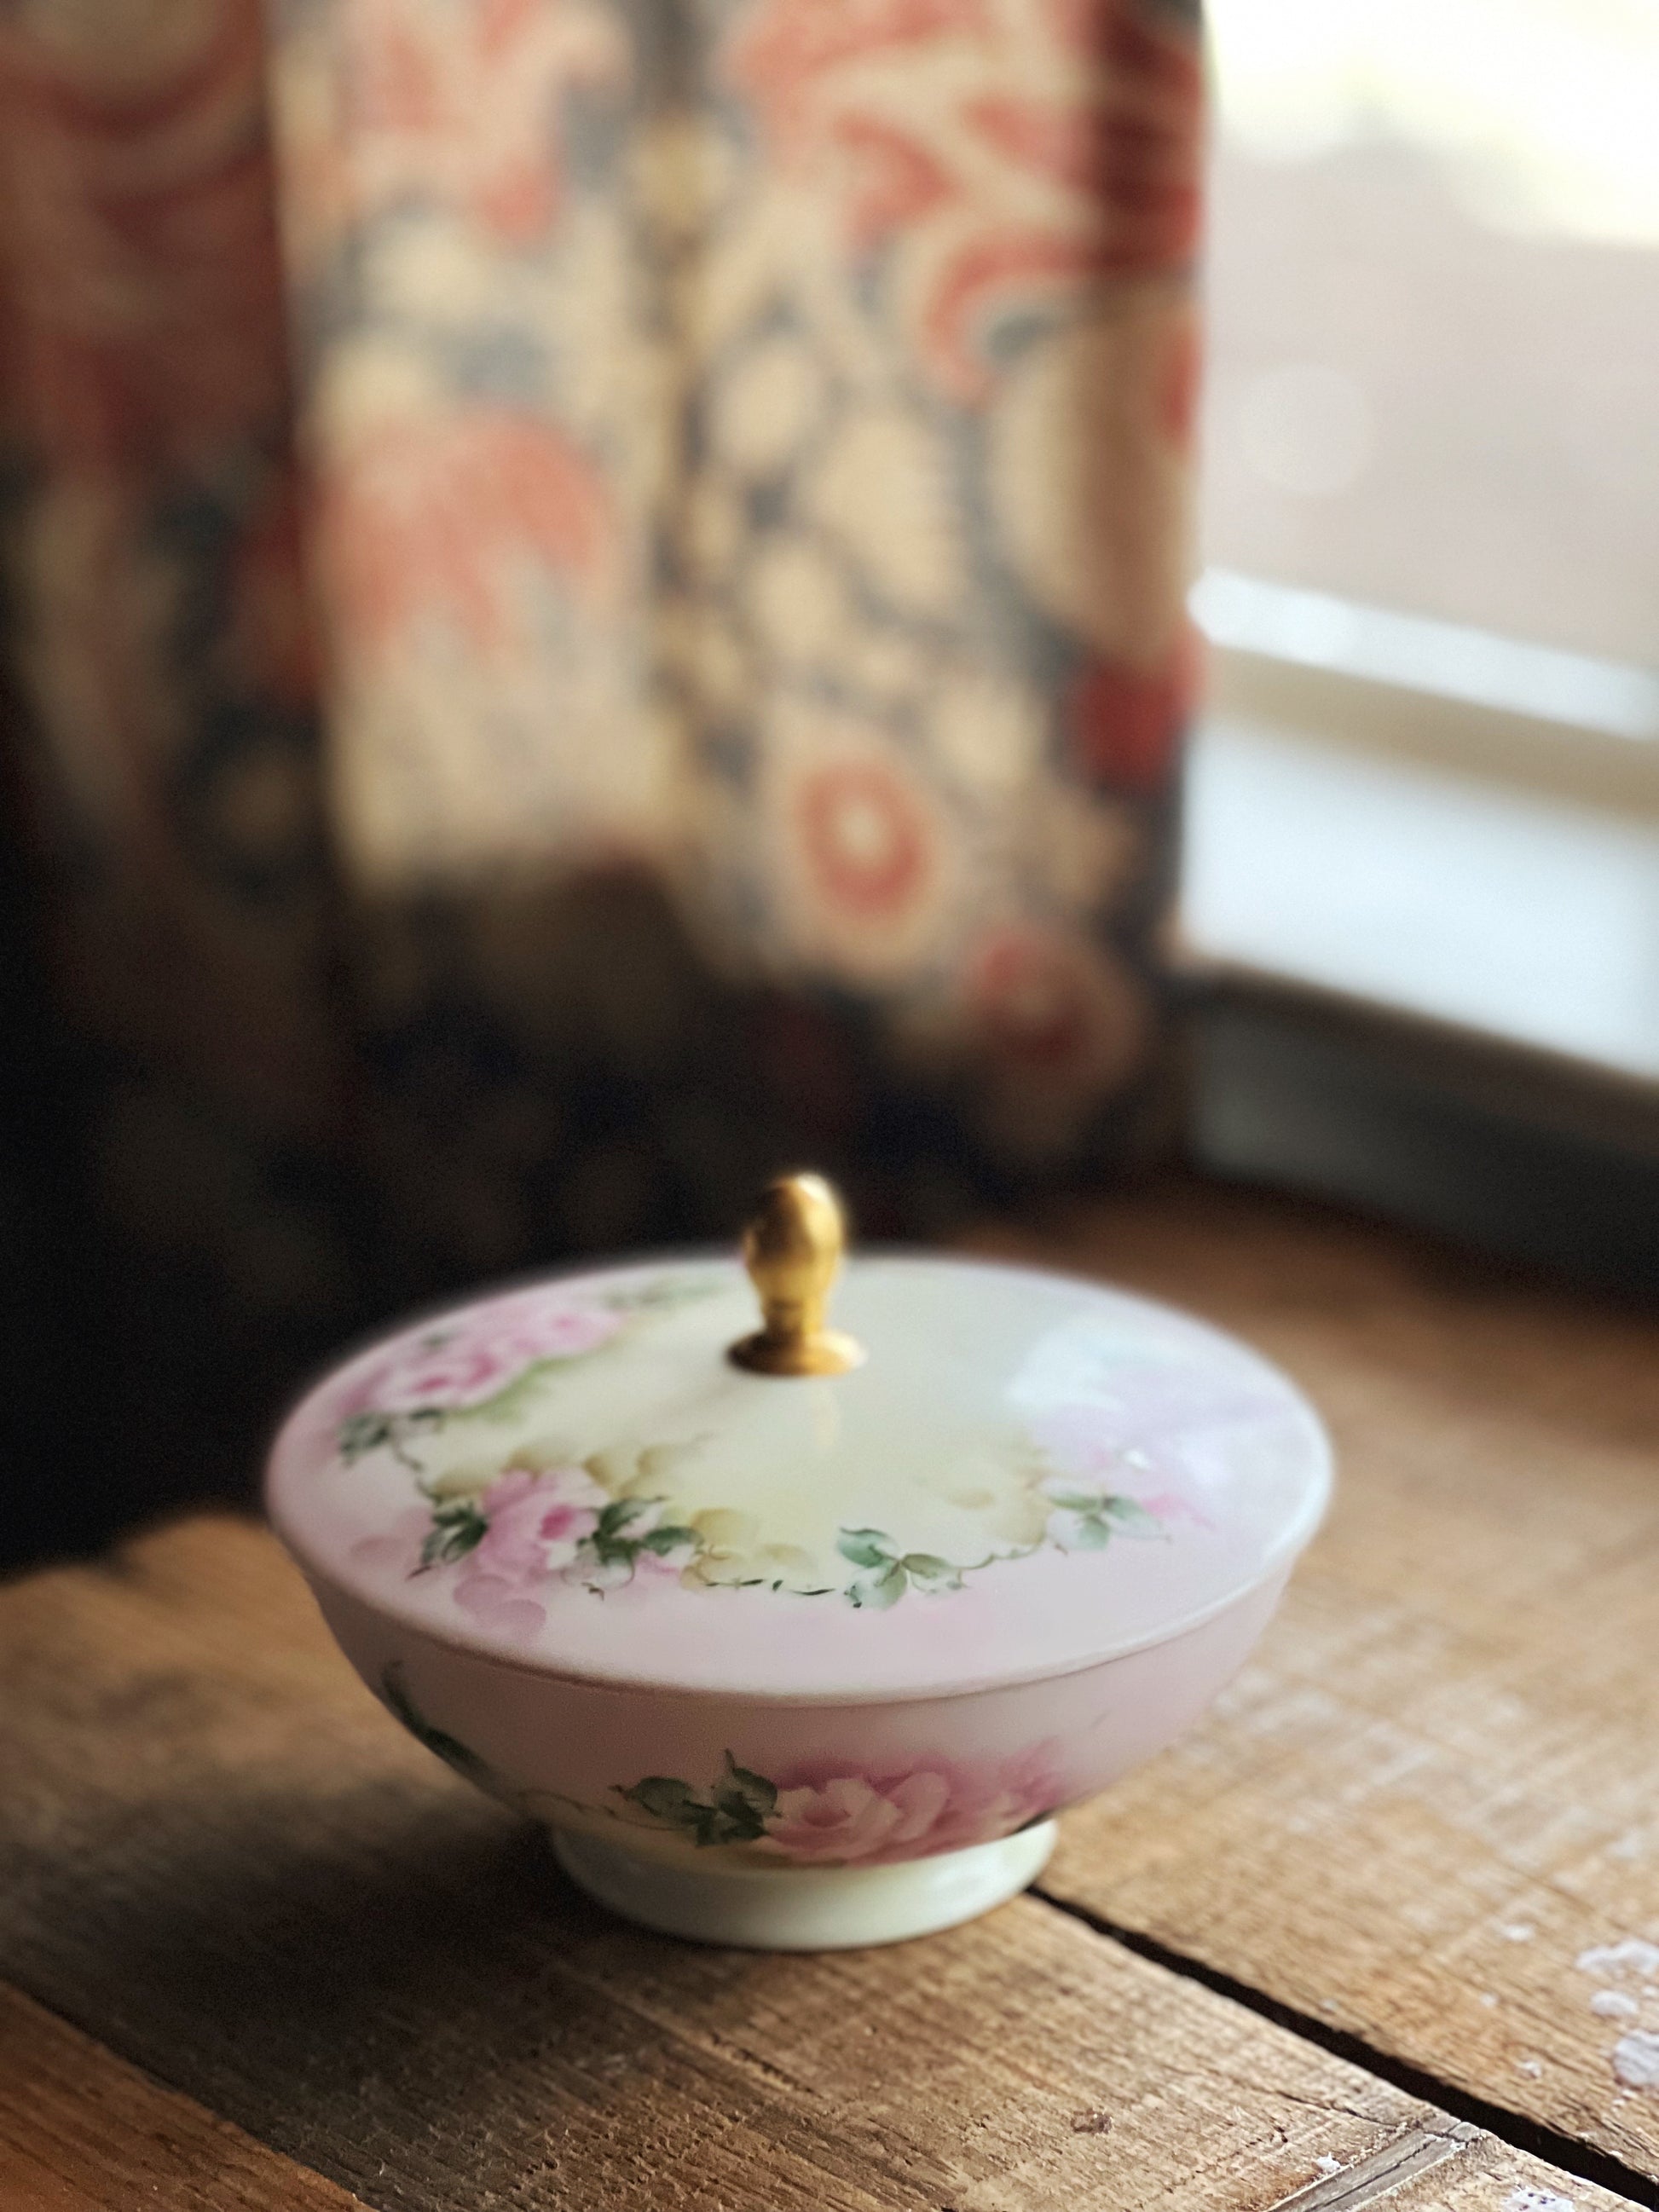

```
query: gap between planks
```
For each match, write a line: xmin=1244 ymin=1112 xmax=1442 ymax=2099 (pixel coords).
xmin=1032 ymin=1886 xmax=1659 ymax=2211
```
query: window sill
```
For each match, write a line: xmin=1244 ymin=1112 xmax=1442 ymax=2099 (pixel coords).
xmin=1183 ymin=716 xmax=1659 ymax=1088
xmin=1179 ymin=717 xmax=1659 ymax=1291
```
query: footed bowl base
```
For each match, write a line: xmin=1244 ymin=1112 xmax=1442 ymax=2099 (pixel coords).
xmin=552 ymin=1820 xmax=1059 ymax=1950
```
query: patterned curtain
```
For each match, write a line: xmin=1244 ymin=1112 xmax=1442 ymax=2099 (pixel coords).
xmin=0 ymin=0 xmax=1202 ymax=1546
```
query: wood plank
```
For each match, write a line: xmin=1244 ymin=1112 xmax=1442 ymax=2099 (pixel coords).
xmin=0 ymin=1979 xmax=361 ymax=2211
xmin=0 ymin=1512 xmax=1623 ymax=2212
xmin=964 ymin=1183 xmax=1659 ymax=2179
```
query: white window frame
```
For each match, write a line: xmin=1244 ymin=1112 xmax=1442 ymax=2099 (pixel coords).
xmin=1194 ymin=571 xmax=1659 ymax=818
xmin=1180 ymin=569 xmax=1659 ymax=1092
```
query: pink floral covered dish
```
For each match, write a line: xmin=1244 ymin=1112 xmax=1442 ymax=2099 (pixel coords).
xmin=265 ymin=1175 xmax=1331 ymax=1948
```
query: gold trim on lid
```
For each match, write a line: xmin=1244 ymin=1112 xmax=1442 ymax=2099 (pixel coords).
xmin=728 ymin=1173 xmax=866 ymax=1377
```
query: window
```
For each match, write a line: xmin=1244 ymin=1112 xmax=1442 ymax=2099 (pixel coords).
xmin=1200 ymin=0 xmax=1659 ymax=662
xmin=1183 ymin=0 xmax=1659 ymax=1091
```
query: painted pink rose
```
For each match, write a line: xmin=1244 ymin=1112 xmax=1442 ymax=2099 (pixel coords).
xmin=764 ymin=1772 xmax=953 ymax=1864
xmin=341 ymin=1291 xmax=621 ymax=1419
xmin=762 ymin=1745 xmax=1061 ymax=1866
xmin=453 ymin=1464 xmax=607 ymax=1636
xmin=474 ymin=1465 xmax=604 ymax=1578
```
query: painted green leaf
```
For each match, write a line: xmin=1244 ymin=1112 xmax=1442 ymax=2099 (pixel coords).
xmin=1102 ymin=1496 xmax=1162 ymax=1533
xmin=689 ymin=1755 xmax=777 ymax=1845
xmin=418 ymin=1501 xmax=488 ymax=1571
xmin=697 ymin=1804 xmax=762 ymax=1848
xmin=1066 ymin=1514 xmax=1115 ymax=1550
xmin=899 ymin=1552 xmax=962 ymax=1591
xmin=614 ymin=1755 xmax=786 ymax=1850
xmin=837 ymin=1528 xmax=892 ymax=1569
xmin=585 ymin=1497 xmax=658 ymax=1570
xmin=639 ymin=1523 xmax=699 ymax=1556
xmin=622 ymin=1776 xmax=697 ymax=1822
xmin=596 ymin=1497 xmax=648 ymax=1540
xmin=1045 ymin=1489 xmax=1107 ymax=1514
xmin=340 ymin=1407 xmax=442 ymax=1467
xmin=718 ymin=1754 xmax=778 ymax=1821
xmin=853 ymin=1560 xmax=909 ymax=1609
xmin=702 ymin=1802 xmax=766 ymax=1846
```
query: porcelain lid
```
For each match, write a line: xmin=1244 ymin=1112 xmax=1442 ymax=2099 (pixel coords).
xmin=266 ymin=1187 xmax=1330 ymax=1701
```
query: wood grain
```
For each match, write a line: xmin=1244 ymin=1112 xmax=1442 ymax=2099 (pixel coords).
xmin=0 ymin=1979 xmax=361 ymax=2211
xmin=967 ymin=1184 xmax=1659 ymax=2177
xmin=0 ymin=1510 xmax=1622 ymax=2212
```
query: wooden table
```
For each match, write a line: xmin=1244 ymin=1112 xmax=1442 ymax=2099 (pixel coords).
xmin=4 ymin=1181 xmax=1657 ymax=2212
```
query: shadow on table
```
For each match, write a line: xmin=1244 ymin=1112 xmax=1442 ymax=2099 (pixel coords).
xmin=0 ymin=1774 xmax=868 ymax=2201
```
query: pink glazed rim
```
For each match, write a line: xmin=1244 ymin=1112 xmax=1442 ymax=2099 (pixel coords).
xmin=264 ymin=1250 xmax=1333 ymax=1707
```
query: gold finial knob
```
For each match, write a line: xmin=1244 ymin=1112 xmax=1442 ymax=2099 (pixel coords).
xmin=728 ymin=1173 xmax=865 ymax=1377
